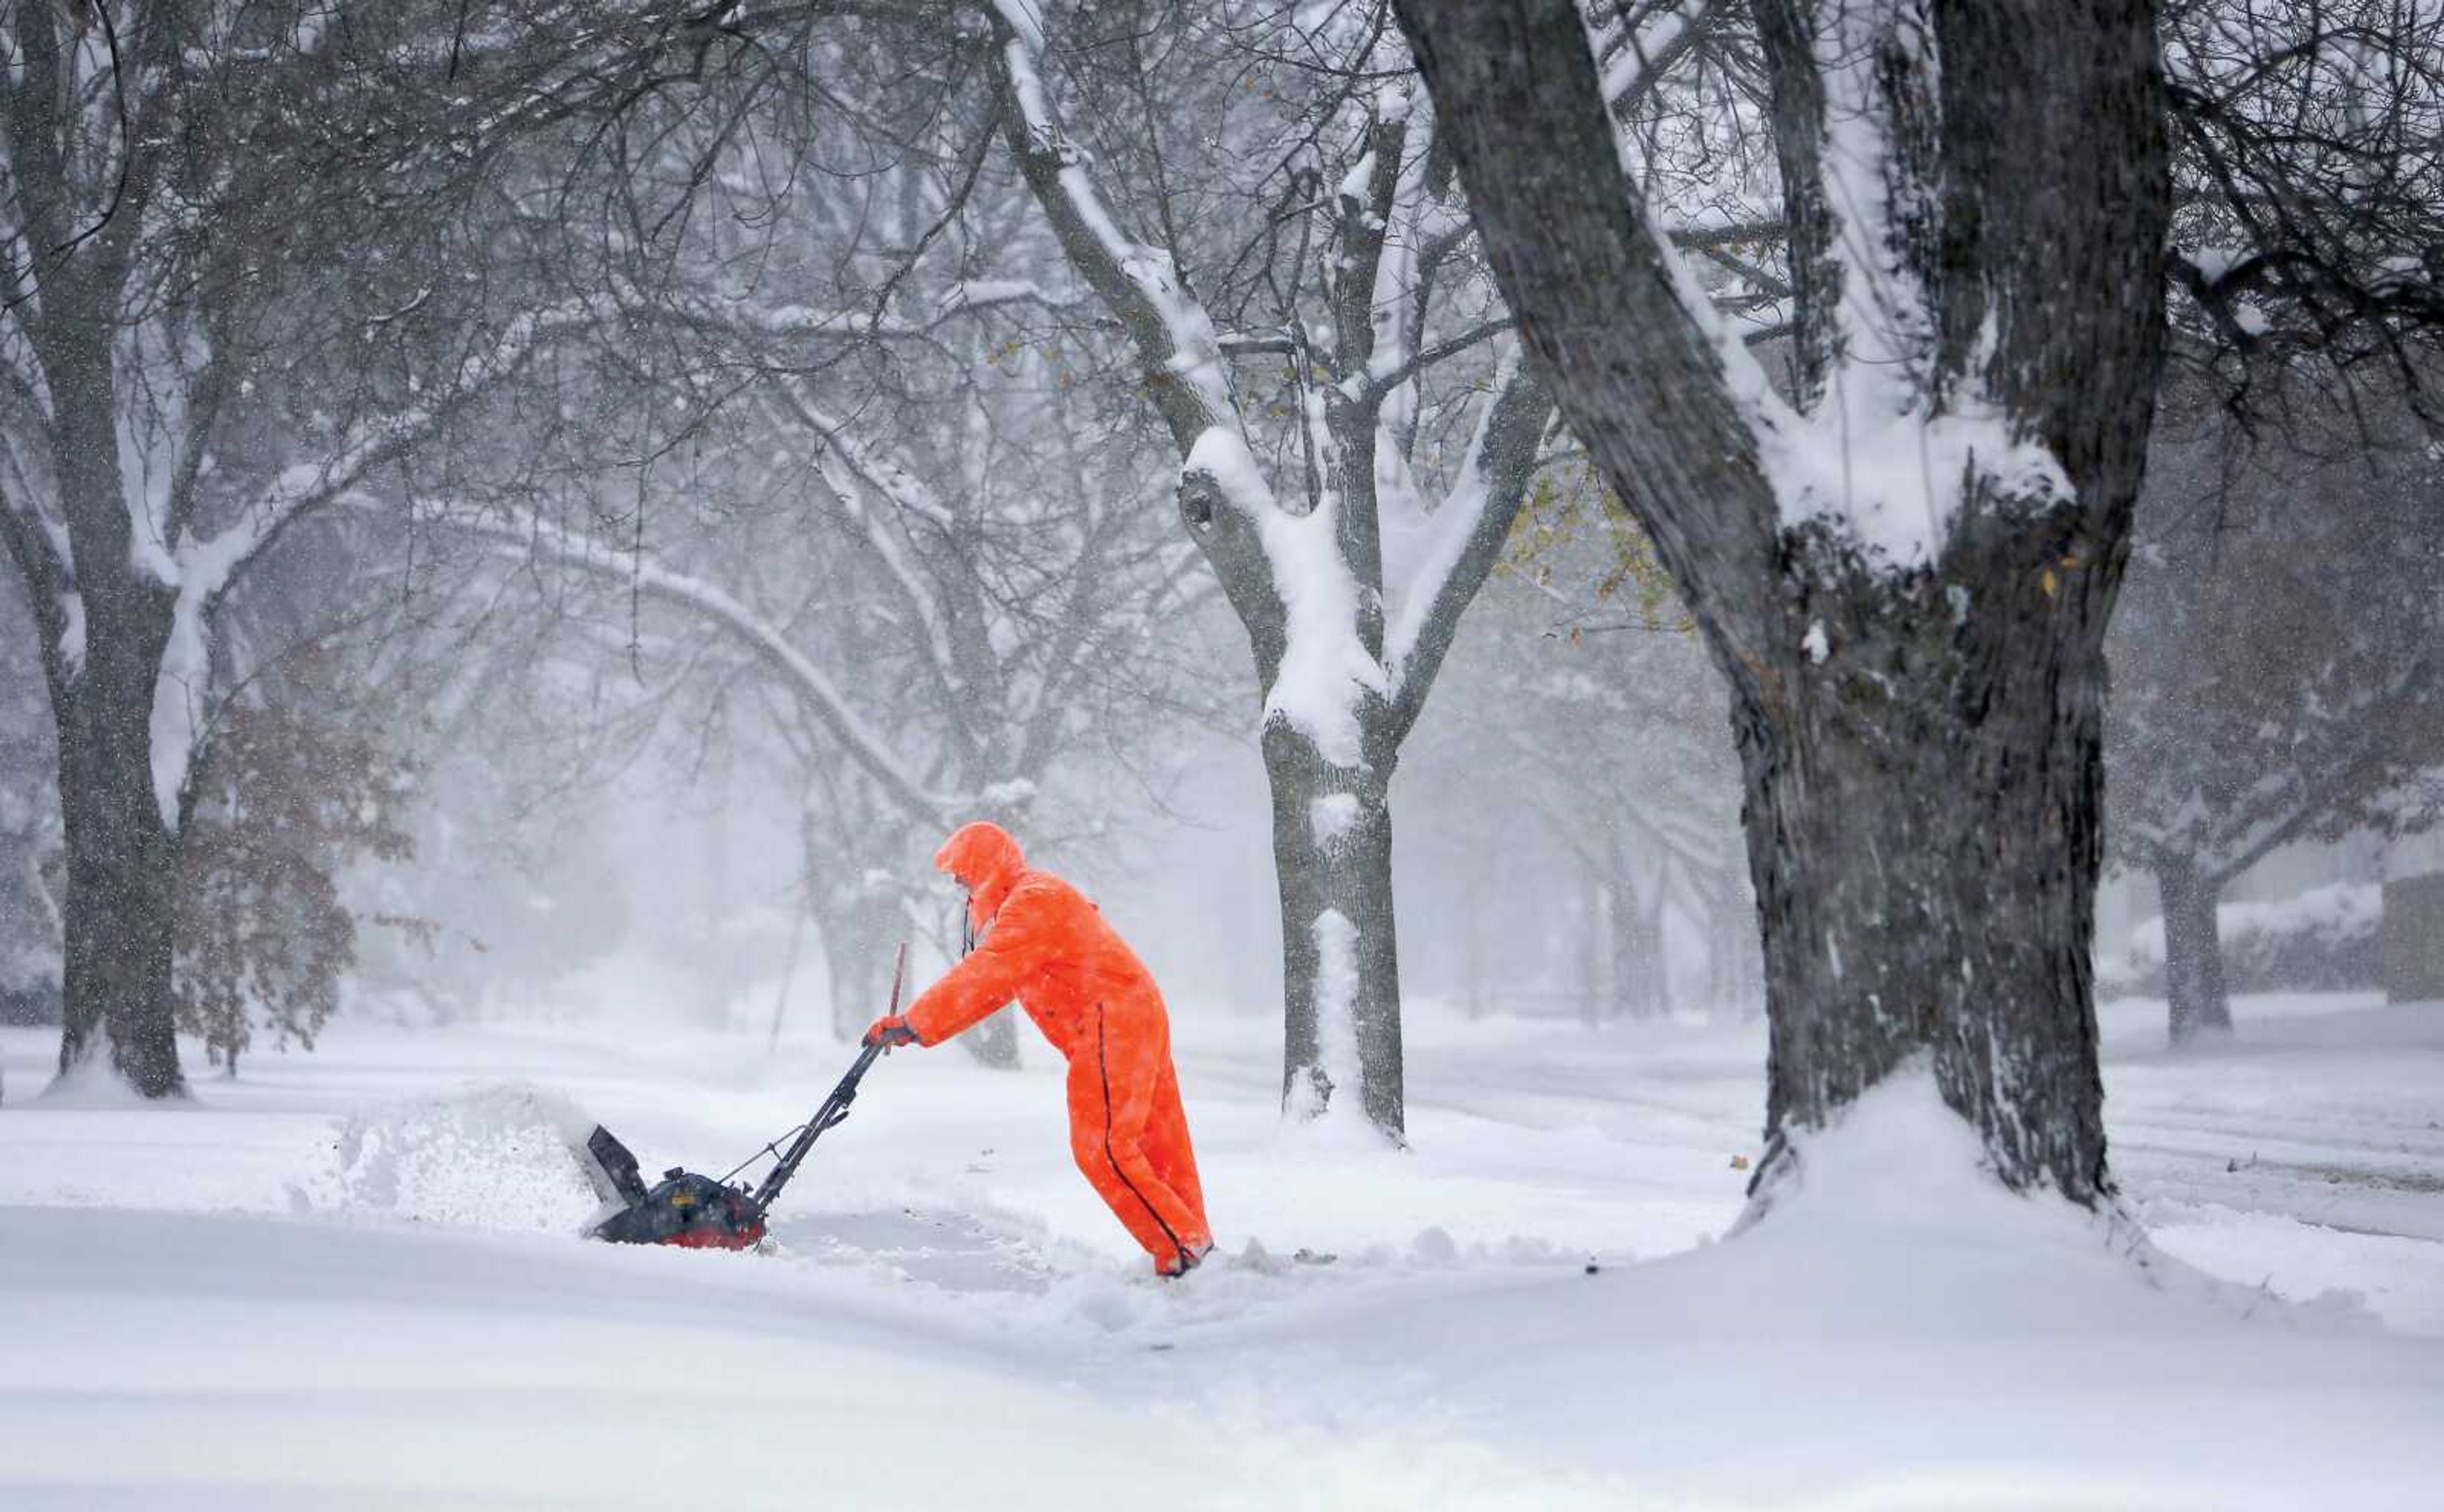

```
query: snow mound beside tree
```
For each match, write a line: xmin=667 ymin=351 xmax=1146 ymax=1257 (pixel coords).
xmin=323 ymin=1082 xmax=607 ymax=1234
xmin=1692 ymin=1067 xmax=2380 ymax=1340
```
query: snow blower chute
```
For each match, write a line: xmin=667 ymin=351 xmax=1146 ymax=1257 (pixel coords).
xmin=576 ymin=945 xmax=906 ymax=1251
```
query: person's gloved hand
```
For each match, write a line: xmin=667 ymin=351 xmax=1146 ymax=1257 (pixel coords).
xmin=864 ymin=1015 xmax=919 ymax=1050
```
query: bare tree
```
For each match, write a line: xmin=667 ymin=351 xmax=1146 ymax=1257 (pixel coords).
xmin=2161 ymin=0 xmax=2444 ymax=417
xmin=1399 ymin=0 xmax=2175 ymax=1205
xmin=0 ymin=4 xmax=646 ymax=1094
xmin=2109 ymin=403 xmax=2444 ymax=1044
xmin=0 ymin=0 xmax=962 ymax=1093
xmin=1405 ymin=480 xmax=1748 ymax=1021
xmin=419 ymin=63 xmax=1217 ymax=1042
xmin=979 ymin=1 xmax=1556 ymax=1135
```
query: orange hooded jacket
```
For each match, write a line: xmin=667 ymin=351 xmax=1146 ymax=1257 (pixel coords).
xmin=900 ymin=822 xmax=1211 ymax=1270
xmin=904 ymin=823 xmax=1156 ymax=1058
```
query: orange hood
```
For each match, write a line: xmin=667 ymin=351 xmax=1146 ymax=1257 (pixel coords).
xmin=936 ymin=820 xmax=1026 ymax=934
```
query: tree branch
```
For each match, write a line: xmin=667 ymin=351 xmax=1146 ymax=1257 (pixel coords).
xmin=983 ymin=0 xmax=1235 ymax=452
xmin=1395 ymin=0 xmax=1780 ymax=662
xmin=467 ymin=505 xmax=955 ymax=825
xmin=1385 ymin=351 xmax=1553 ymax=739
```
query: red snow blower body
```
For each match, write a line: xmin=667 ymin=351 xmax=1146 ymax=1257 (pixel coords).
xmin=577 ymin=948 xmax=903 ymax=1252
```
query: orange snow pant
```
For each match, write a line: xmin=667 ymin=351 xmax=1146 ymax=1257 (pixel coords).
xmin=1065 ymin=993 xmax=1208 ymax=1267
xmin=897 ymin=820 xmax=1212 ymax=1270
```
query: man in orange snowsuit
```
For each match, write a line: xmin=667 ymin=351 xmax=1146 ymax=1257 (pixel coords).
xmin=866 ymin=822 xmax=1214 ymax=1277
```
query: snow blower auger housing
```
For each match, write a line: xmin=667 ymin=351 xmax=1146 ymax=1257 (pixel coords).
xmin=579 ymin=1039 xmax=887 ymax=1250
xmin=577 ymin=949 xmax=905 ymax=1252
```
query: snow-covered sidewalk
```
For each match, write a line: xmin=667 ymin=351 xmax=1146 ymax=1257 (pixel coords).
xmin=3 ymin=994 xmax=2440 ymax=1508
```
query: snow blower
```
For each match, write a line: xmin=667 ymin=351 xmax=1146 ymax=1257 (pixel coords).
xmin=576 ymin=944 xmax=906 ymax=1252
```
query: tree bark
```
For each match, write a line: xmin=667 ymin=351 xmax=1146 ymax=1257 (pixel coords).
xmin=1400 ymin=0 xmax=2170 ymax=1207
xmin=1606 ymin=846 xmax=1664 ymax=1019
xmin=987 ymin=13 xmax=1550 ymax=1140
xmin=1268 ymin=720 xmax=1403 ymax=1135
xmin=1735 ymin=531 xmax=2115 ymax=1199
xmin=2157 ymin=857 xmax=2233 ymax=1046
xmin=40 ymin=267 xmax=188 ymax=1096
xmin=820 ymin=887 xmax=1018 ymax=1067
xmin=51 ymin=580 xmax=185 ymax=1099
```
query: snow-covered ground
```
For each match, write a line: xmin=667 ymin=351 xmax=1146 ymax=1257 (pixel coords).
xmin=3 ymin=991 xmax=2440 ymax=1509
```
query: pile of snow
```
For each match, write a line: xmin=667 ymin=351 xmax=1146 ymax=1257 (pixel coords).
xmin=2119 ymin=880 xmax=2381 ymax=995
xmin=319 ymin=1082 xmax=607 ymax=1233
xmin=1207 ymin=1070 xmax=2434 ymax=1508
xmin=26 ymin=1052 xmax=165 ymax=1110
xmin=1738 ymin=1067 xmax=2349 ymax=1329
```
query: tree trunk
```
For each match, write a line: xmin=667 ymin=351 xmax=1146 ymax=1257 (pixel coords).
xmin=1268 ymin=721 xmax=1403 ymax=1137
xmin=1400 ymin=0 xmax=2167 ymax=1210
xmin=1579 ymin=879 xmax=1605 ymax=1026
xmin=822 ymin=885 xmax=1020 ymax=1067
xmin=1461 ymin=858 xmax=1486 ymax=1019
xmin=1607 ymin=851 xmax=1665 ymax=1019
xmin=2158 ymin=858 xmax=2233 ymax=1046
xmin=963 ymin=1005 xmax=1021 ymax=1069
xmin=1734 ymin=535 xmax=2116 ymax=1203
xmin=53 ymin=639 xmax=185 ymax=1098
xmin=28 ymin=248 xmax=189 ymax=1098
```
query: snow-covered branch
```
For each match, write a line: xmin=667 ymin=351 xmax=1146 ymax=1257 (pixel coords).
xmin=201 ymin=299 xmax=612 ymax=608
xmin=1596 ymin=1 xmax=1719 ymax=119
xmin=465 ymin=507 xmax=955 ymax=826
xmin=1383 ymin=349 xmax=1550 ymax=737
xmin=143 ymin=300 xmax=612 ymax=830
xmin=985 ymin=0 xmax=1235 ymax=451
xmin=629 ymin=278 xmax=1085 ymax=350
xmin=773 ymin=391 xmax=957 ymax=531
xmin=776 ymin=389 xmax=966 ymax=694
xmin=2203 ymin=655 xmax=2443 ymax=888
xmin=989 ymin=3 xmax=1411 ymax=769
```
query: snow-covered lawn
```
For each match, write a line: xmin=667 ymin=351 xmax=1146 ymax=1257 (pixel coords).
xmin=3 ymin=992 xmax=2440 ymax=1509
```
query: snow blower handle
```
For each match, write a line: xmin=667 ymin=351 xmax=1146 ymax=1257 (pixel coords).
xmin=750 ymin=942 xmax=908 ymax=1214
xmin=864 ymin=941 xmax=918 ymax=1050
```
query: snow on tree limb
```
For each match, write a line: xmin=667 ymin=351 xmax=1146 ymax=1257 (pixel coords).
xmin=988 ymin=3 xmax=1405 ymax=768
xmin=465 ymin=507 xmax=955 ymax=827
xmin=771 ymin=387 xmax=965 ymax=694
xmin=143 ymin=300 xmax=612 ymax=831
xmin=198 ymin=300 xmax=612 ymax=606
xmin=987 ymin=0 xmax=1235 ymax=450
xmin=1594 ymin=0 xmax=1718 ymax=118
xmin=631 ymin=278 xmax=1082 ymax=348
xmin=1382 ymin=347 xmax=1549 ymax=734
xmin=775 ymin=389 xmax=959 ymax=531
xmin=992 ymin=1 xmax=1563 ymax=776
xmin=1748 ymin=2 xmax=2075 ymax=568
xmin=1182 ymin=428 xmax=1386 ymax=767
xmin=1401 ymin=0 xmax=2174 ymax=1200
